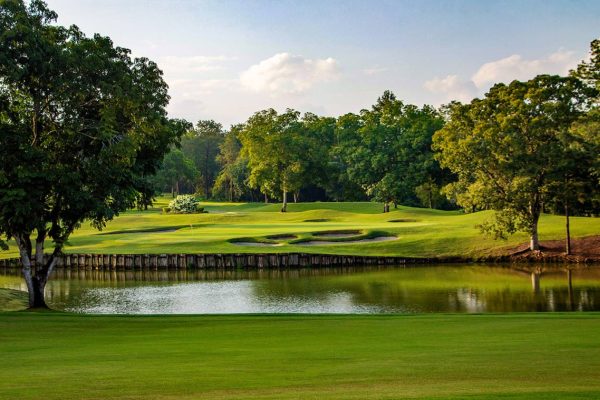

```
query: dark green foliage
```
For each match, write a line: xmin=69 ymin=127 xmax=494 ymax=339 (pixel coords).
xmin=181 ymin=120 xmax=225 ymax=197
xmin=433 ymin=75 xmax=596 ymax=249
xmin=152 ymin=149 xmax=198 ymax=196
xmin=0 ymin=0 xmax=184 ymax=306
xmin=335 ymin=91 xmax=450 ymax=211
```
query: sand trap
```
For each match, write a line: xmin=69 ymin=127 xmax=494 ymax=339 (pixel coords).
xmin=232 ymin=242 xmax=281 ymax=247
xmin=298 ymin=236 xmax=397 ymax=246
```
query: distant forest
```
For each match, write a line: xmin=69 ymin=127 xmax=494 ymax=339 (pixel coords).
xmin=154 ymin=40 xmax=600 ymax=219
xmin=154 ymin=91 xmax=454 ymax=210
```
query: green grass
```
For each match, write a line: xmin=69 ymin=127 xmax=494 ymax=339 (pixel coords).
xmin=1 ymin=197 xmax=599 ymax=258
xmin=1 ymin=312 xmax=600 ymax=399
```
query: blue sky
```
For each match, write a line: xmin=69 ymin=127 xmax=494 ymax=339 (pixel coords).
xmin=46 ymin=0 xmax=600 ymax=127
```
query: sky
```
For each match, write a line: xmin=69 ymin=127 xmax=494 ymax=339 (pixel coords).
xmin=45 ymin=0 xmax=600 ymax=127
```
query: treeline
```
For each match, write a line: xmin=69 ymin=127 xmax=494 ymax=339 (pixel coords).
xmin=153 ymin=38 xmax=600 ymax=252
xmin=154 ymin=90 xmax=455 ymax=212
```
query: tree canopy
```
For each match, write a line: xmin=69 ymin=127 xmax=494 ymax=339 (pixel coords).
xmin=433 ymin=75 xmax=596 ymax=250
xmin=0 ymin=0 xmax=185 ymax=307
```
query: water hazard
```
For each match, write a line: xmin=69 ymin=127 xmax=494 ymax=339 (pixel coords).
xmin=1 ymin=265 xmax=599 ymax=314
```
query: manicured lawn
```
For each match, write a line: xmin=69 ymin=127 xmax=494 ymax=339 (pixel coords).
xmin=1 ymin=198 xmax=599 ymax=259
xmin=0 ymin=312 xmax=599 ymax=399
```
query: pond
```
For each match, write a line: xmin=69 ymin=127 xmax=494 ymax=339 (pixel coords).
xmin=1 ymin=264 xmax=599 ymax=314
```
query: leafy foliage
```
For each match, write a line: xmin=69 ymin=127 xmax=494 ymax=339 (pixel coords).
xmin=0 ymin=0 xmax=184 ymax=306
xmin=168 ymin=195 xmax=201 ymax=214
xmin=433 ymin=75 xmax=596 ymax=248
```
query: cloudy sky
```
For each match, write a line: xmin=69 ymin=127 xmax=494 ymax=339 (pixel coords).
xmin=46 ymin=0 xmax=599 ymax=127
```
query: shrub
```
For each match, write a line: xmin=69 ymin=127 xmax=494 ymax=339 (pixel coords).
xmin=162 ymin=207 xmax=171 ymax=214
xmin=168 ymin=195 xmax=201 ymax=214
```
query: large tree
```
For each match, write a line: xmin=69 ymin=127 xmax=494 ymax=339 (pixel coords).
xmin=0 ymin=0 xmax=184 ymax=307
xmin=239 ymin=109 xmax=311 ymax=212
xmin=433 ymin=75 xmax=594 ymax=251
xmin=181 ymin=120 xmax=225 ymax=198
xmin=213 ymin=124 xmax=250 ymax=202
xmin=337 ymin=91 xmax=447 ymax=212
xmin=153 ymin=149 xmax=198 ymax=197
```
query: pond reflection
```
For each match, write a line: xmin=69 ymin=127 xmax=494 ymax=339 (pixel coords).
xmin=1 ymin=265 xmax=599 ymax=314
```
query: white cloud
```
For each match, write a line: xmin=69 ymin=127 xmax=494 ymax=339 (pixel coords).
xmin=158 ymin=55 xmax=236 ymax=76
xmin=471 ymin=50 xmax=577 ymax=88
xmin=424 ymin=49 xmax=581 ymax=105
xmin=423 ymin=74 xmax=478 ymax=103
xmin=240 ymin=53 xmax=339 ymax=94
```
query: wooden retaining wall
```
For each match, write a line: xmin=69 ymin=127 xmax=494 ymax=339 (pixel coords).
xmin=0 ymin=253 xmax=439 ymax=270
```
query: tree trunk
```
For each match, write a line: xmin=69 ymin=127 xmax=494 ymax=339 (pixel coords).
xmin=30 ymin=276 xmax=48 ymax=309
xmin=281 ymin=190 xmax=288 ymax=213
xmin=229 ymin=179 xmax=233 ymax=202
xmin=15 ymin=234 xmax=55 ymax=309
xmin=293 ymin=192 xmax=298 ymax=203
xmin=171 ymin=185 xmax=175 ymax=198
xmin=428 ymin=189 xmax=433 ymax=209
xmin=565 ymin=202 xmax=571 ymax=255
xmin=529 ymin=202 xmax=541 ymax=251
xmin=264 ymin=193 xmax=268 ymax=203
xmin=176 ymin=181 xmax=180 ymax=196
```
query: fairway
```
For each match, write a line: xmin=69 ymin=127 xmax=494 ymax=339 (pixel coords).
xmin=1 ymin=313 xmax=599 ymax=400
xmin=1 ymin=198 xmax=599 ymax=259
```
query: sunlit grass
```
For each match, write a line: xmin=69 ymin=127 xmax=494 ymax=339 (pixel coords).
xmin=1 ymin=197 xmax=598 ymax=258
xmin=1 ymin=312 xmax=600 ymax=399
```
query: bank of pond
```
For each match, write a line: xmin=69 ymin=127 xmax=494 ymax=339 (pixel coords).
xmin=1 ymin=264 xmax=599 ymax=313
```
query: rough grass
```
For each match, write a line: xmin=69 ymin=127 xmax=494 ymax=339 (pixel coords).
xmin=1 ymin=312 xmax=600 ymax=399
xmin=1 ymin=197 xmax=599 ymax=258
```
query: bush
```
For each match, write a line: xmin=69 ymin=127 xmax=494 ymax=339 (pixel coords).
xmin=162 ymin=207 xmax=171 ymax=214
xmin=168 ymin=195 xmax=201 ymax=214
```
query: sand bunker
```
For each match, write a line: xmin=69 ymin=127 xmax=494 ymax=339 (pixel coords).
xmin=298 ymin=236 xmax=397 ymax=246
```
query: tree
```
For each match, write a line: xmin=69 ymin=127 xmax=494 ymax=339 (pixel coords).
xmin=213 ymin=125 xmax=250 ymax=202
xmin=238 ymin=109 xmax=308 ymax=212
xmin=0 ymin=0 xmax=184 ymax=307
xmin=181 ymin=120 xmax=225 ymax=198
xmin=153 ymin=149 xmax=198 ymax=197
xmin=337 ymin=91 xmax=447 ymax=211
xmin=433 ymin=75 xmax=594 ymax=251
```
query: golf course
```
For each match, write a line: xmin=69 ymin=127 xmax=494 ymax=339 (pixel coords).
xmin=2 ymin=201 xmax=600 ymax=398
xmin=2 ymin=1 xmax=600 ymax=399
xmin=1 ymin=198 xmax=598 ymax=260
